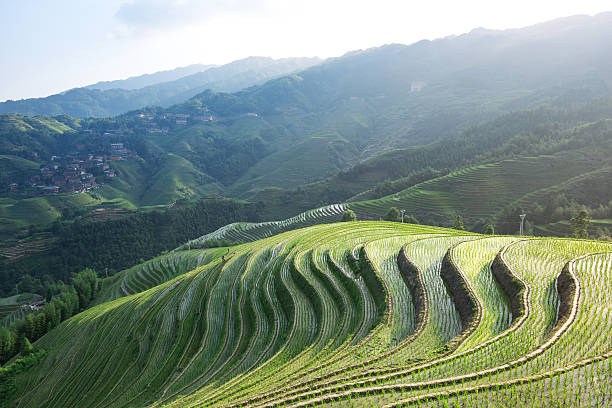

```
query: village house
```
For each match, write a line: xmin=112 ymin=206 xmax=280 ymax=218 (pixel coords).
xmin=52 ymin=175 xmax=67 ymax=185
xmin=41 ymin=167 xmax=54 ymax=178
xmin=28 ymin=296 xmax=46 ymax=311
xmin=82 ymin=174 xmax=95 ymax=185
xmin=62 ymin=183 xmax=82 ymax=193
xmin=194 ymin=115 xmax=214 ymax=121
xmin=43 ymin=186 xmax=60 ymax=194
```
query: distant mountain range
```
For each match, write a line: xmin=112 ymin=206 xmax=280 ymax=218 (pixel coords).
xmin=84 ymin=64 xmax=214 ymax=91
xmin=1 ymin=13 xmax=612 ymax=231
xmin=0 ymin=56 xmax=322 ymax=117
xmin=158 ymin=12 xmax=612 ymax=195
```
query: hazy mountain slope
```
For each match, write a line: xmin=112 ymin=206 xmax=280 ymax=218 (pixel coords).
xmin=85 ymin=64 xmax=213 ymax=91
xmin=228 ymin=131 xmax=359 ymax=192
xmin=0 ymin=57 xmax=322 ymax=117
xmin=159 ymin=56 xmax=323 ymax=104
xmin=174 ymin=13 xmax=612 ymax=196
xmin=248 ymin=98 xmax=612 ymax=219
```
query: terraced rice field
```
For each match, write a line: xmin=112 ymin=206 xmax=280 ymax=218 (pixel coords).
xmin=8 ymin=222 xmax=612 ymax=407
xmin=347 ymin=155 xmax=599 ymax=224
xmin=177 ymin=204 xmax=346 ymax=248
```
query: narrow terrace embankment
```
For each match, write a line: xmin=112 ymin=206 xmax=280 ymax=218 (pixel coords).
xmin=439 ymin=249 xmax=479 ymax=339
xmin=490 ymin=247 xmax=526 ymax=322
xmin=397 ymin=244 xmax=427 ymax=333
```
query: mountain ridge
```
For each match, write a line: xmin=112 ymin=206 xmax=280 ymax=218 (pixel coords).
xmin=84 ymin=63 xmax=214 ymax=91
xmin=0 ymin=56 xmax=322 ymax=117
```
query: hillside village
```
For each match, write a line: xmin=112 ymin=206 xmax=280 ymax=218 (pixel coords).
xmin=8 ymin=142 xmax=136 ymax=196
xmin=134 ymin=109 xmax=259 ymax=133
xmin=3 ymin=109 xmax=224 ymax=196
xmin=137 ymin=111 xmax=215 ymax=134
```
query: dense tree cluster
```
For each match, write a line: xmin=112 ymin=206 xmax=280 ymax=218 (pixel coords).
xmin=0 ymin=199 xmax=263 ymax=296
xmin=404 ymin=215 xmax=419 ymax=224
xmin=0 ymin=349 xmax=47 ymax=403
xmin=570 ymin=210 xmax=591 ymax=239
xmin=453 ymin=215 xmax=465 ymax=231
xmin=384 ymin=207 xmax=400 ymax=222
xmin=341 ymin=209 xmax=357 ymax=222
xmin=497 ymin=195 xmax=612 ymax=237
xmin=0 ymin=269 xmax=99 ymax=364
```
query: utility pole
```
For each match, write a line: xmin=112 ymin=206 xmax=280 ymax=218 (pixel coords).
xmin=400 ymin=209 xmax=405 ymax=223
xmin=519 ymin=214 xmax=527 ymax=236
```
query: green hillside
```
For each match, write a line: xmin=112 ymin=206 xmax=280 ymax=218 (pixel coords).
xmin=250 ymin=101 xmax=612 ymax=219
xmin=0 ymin=114 xmax=79 ymax=160
xmin=0 ymin=155 xmax=40 ymax=190
xmin=5 ymin=222 xmax=611 ymax=407
xmin=101 ymin=154 xmax=223 ymax=206
xmin=96 ymin=249 xmax=228 ymax=304
xmin=229 ymin=132 xmax=358 ymax=193
xmin=0 ymin=194 xmax=103 ymax=231
xmin=338 ymin=117 xmax=612 ymax=233
xmin=0 ymin=198 xmax=263 ymax=296
xmin=347 ymin=151 xmax=607 ymax=228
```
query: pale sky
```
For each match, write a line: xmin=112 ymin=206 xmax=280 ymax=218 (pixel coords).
xmin=1 ymin=0 xmax=610 ymax=102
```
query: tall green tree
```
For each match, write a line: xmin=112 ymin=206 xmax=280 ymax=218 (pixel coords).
xmin=341 ymin=209 xmax=357 ymax=222
xmin=384 ymin=207 xmax=400 ymax=222
xmin=0 ymin=328 xmax=16 ymax=364
xmin=404 ymin=215 xmax=419 ymax=224
xmin=72 ymin=268 xmax=100 ymax=310
xmin=18 ymin=335 xmax=34 ymax=355
xmin=570 ymin=210 xmax=591 ymax=239
xmin=453 ymin=215 xmax=465 ymax=230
